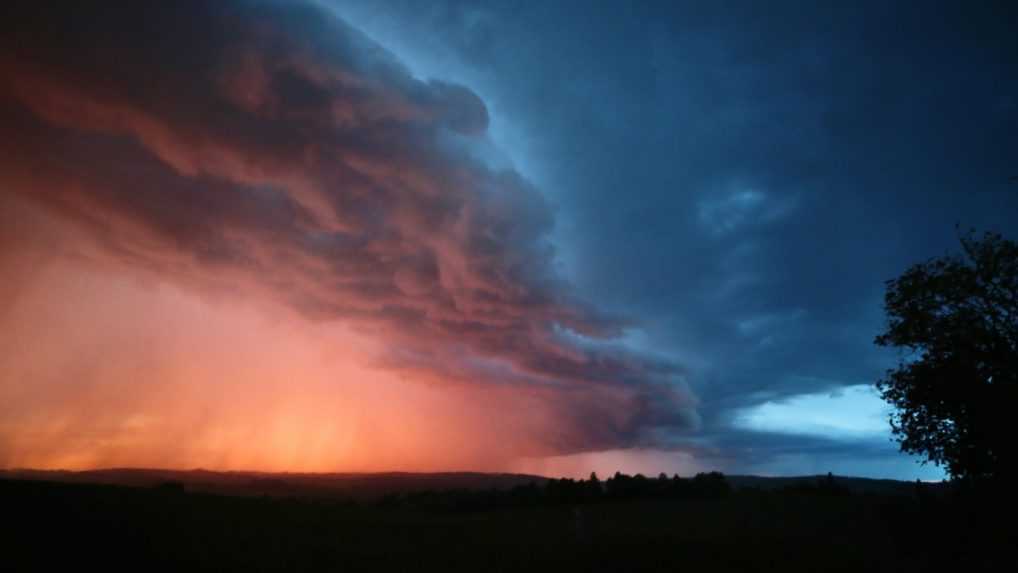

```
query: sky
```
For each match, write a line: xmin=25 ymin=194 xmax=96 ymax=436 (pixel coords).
xmin=1 ymin=1 xmax=1015 ymax=480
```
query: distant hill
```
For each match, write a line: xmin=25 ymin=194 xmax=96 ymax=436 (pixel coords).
xmin=726 ymin=474 xmax=947 ymax=496
xmin=0 ymin=468 xmax=944 ymax=500
xmin=0 ymin=468 xmax=550 ymax=501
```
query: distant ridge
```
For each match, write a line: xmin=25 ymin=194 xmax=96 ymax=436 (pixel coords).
xmin=726 ymin=474 xmax=947 ymax=496
xmin=0 ymin=468 xmax=942 ymax=500
xmin=0 ymin=468 xmax=550 ymax=501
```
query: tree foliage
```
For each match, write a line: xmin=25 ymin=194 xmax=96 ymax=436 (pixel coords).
xmin=876 ymin=230 xmax=1017 ymax=481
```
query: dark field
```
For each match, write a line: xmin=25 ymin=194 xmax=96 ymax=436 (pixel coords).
xmin=2 ymin=476 xmax=1011 ymax=572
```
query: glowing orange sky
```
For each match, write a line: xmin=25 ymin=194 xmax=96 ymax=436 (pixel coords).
xmin=0 ymin=237 xmax=555 ymax=472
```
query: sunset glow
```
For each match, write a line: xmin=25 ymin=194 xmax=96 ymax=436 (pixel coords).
xmin=0 ymin=252 xmax=648 ymax=473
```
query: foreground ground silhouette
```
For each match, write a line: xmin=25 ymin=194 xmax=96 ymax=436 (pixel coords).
xmin=1 ymin=472 xmax=1010 ymax=572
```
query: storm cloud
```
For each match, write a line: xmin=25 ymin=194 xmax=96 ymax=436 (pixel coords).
xmin=0 ymin=0 xmax=697 ymax=466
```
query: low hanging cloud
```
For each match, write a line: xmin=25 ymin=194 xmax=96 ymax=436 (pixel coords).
xmin=0 ymin=0 xmax=696 ymax=467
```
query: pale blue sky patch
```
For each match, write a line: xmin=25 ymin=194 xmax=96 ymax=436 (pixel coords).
xmin=732 ymin=384 xmax=891 ymax=440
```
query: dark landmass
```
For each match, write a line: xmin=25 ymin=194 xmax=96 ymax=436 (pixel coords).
xmin=0 ymin=468 xmax=944 ymax=500
xmin=725 ymin=474 xmax=948 ymax=496
xmin=0 ymin=468 xmax=548 ymax=501
xmin=0 ymin=469 xmax=1008 ymax=572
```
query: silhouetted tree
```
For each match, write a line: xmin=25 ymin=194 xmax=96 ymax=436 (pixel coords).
xmin=875 ymin=230 xmax=1017 ymax=482
xmin=587 ymin=472 xmax=602 ymax=498
xmin=690 ymin=472 xmax=731 ymax=499
xmin=669 ymin=474 xmax=687 ymax=498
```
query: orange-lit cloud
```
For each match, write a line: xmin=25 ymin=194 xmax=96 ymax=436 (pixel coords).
xmin=0 ymin=0 xmax=697 ymax=473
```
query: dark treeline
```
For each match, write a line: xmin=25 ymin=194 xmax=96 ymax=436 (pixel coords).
xmin=381 ymin=471 xmax=732 ymax=511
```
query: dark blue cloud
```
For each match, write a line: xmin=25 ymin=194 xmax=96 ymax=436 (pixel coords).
xmin=332 ymin=0 xmax=1018 ymax=478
